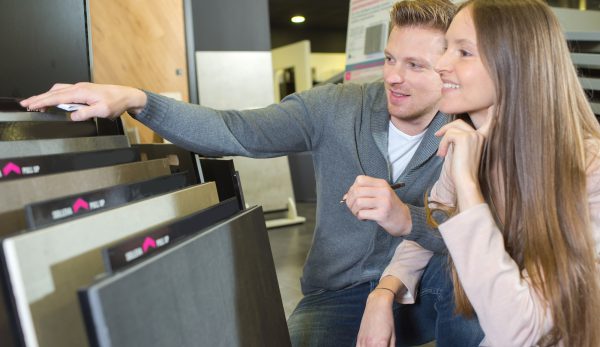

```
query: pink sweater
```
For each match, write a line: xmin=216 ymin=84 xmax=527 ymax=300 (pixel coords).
xmin=383 ymin=144 xmax=600 ymax=346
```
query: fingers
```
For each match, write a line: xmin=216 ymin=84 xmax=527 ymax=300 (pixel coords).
xmin=437 ymin=128 xmax=460 ymax=157
xmin=344 ymin=175 xmax=400 ymax=218
xmin=342 ymin=175 xmax=390 ymax=206
xmin=344 ymin=176 xmax=389 ymax=202
xmin=345 ymin=185 xmax=394 ymax=210
xmin=70 ymin=103 xmax=104 ymax=121
xmin=347 ymin=197 xmax=378 ymax=220
xmin=346 ymin=193 xmax=398 ymax=227
xmin=20 ymin=83 xmax=89 ymax=110
xmin=437 ymin=125 xmax=486 ymax=158
xmin=355 ymin=207 xmax=387 ymax=222
xmin=353 ymin=175 xmax=389 ymax=188
xmin=435 ymin=119 xmax=474 ymax=137
xmin=435 ymin=118 xmax=489 ymax=158
xmin=20 ymin=83 xmax=73 ymax=107
xmin=436 ymin=121 xmax=471 ymax=158
xmin=357 ymin=334 xmax=391 ymax=347
xmin=21 ymin=88 xmax=75 ymax=110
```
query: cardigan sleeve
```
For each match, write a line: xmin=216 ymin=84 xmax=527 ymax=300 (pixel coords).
xmin=133 ymin=85 xmax=349 ymax=157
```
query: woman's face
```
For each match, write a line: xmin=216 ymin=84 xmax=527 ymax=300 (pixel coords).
xmin=435 ymin=7 xmax=496 ymax=127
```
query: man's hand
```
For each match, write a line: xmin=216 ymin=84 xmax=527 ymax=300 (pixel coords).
xmin=20 ymin=82 xmax=147 ymax=121
xmin=344 ymin=175 xmax=411 ymax=236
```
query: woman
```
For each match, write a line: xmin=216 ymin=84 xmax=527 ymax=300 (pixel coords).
xmin=357 ymin=0 xmax=600 ymax=346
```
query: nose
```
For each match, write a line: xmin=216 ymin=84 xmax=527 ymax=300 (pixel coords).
xmin=384 ymin=64 xmax=405 ymax=85
xmin=434 ymin=50 xmax=452 ymax=75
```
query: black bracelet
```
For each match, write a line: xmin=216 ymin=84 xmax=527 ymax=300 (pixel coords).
xmin=372 ymin=287 xmax=396 ymax=299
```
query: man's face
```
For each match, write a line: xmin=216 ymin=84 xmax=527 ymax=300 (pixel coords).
xmin=383 ymin=26 xmax=445 ymax=130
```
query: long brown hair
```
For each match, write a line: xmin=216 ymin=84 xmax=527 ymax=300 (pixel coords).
xmin=442 ymin=0 xmax=600 ymax=345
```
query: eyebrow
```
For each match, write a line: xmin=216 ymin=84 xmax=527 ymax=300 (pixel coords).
xmin=410 ymin=57 xmax=431 ymax=67
xmin=384 ymin=50 xmax=433 ymax=68
xmin=451 ymin=38 xmax=476 ymax=46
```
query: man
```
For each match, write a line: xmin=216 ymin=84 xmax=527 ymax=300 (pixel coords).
xmin=21 ymin=1 xmax=469 ymax=345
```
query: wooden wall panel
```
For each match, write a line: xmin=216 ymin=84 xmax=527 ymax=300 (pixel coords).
xmin=90 ymin=0 xmax=189 ymax=143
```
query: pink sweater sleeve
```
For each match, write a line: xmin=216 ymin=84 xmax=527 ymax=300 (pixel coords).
xmin=439 ymin=164 xmax=600 ymax=346
xmin=382 ymin=240 xmax=433 ymax=304
xmin=381 ymin=154 xmax=456 ymax=303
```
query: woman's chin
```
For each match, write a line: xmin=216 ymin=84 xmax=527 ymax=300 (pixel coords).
xmin=439 ymin=104 xmax=467 ymax=115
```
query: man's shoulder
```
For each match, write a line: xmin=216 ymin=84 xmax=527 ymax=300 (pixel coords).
xmin=362 ymin=80 xmax=385 ymax=92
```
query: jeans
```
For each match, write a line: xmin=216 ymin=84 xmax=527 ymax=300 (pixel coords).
xmin=287 ymin=254 xmax=484 ymax=347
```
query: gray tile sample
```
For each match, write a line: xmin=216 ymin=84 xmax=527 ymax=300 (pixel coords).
xmin=0 ymin=111 xmax=70 ymax=122
xmin=24 ymin=172 xmax=190 ymax=230
xmin=0 ymin=160 xmax=172 ymax=347
xmin=102 ymin=197 xmax=240 ymax=272
xmin=0 ymin=148 xmax=139 ymax=182
xmin=133 ymin=143 xmax=202 ymax=184
xmin=80 ymin=206 xmax=290 ymax=347
xmin=0 ymin=121 xmax=97 ymax=141
xmin=1 ymin=182 xmax=220 ymax=347
xmin=0 ymin=159 xmax=172 ymax=240
xmin=0 ymin=159 xmax=171 ymax=215
xmin=0 ymin=135 xmax=129 ymax=160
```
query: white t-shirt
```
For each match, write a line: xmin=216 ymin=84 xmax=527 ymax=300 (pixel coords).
xmin=388 ymin=121 xmax=426 ymax=182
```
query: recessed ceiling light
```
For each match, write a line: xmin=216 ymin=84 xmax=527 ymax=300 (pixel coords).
xmin=291 ymin=15 xmax=305 ymax=24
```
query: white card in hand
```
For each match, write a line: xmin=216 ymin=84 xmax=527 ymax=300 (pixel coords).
xmin=57 ymin=103 xmax=85 ymax=112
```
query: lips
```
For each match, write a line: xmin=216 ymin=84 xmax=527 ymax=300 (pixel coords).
xmin=387 ymin=89 xmax=410 ymax=105
xmin=389 ymin=89 xmax=410 ymax=97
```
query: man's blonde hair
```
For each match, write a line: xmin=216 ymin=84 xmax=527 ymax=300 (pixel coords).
xmin=390 ymin=0 xmax=456 ymax=32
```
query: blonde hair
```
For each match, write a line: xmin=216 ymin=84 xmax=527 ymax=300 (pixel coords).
xmin=433 ymin=0 xmax=600 ymax=345
xmin=390 ymin=0 xmax=456 ymax=32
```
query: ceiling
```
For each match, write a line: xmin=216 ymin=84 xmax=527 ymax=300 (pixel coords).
xmin=268 ymin=0 xmax=350 ymax=52
xmin=267 ymin=0 xmax=600 ymax=52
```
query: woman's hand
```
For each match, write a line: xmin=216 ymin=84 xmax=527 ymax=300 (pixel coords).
xmin=435 ymin=118 xmax=492 ymax=212
xmin=356 ymin=289 xmax=396 ymax=347
xmin=20 ymin=82 xmax=147 ymax=121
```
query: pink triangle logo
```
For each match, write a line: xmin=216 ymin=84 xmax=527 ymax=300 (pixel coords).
xmin=142 ymin=237 xmax=157 ymax=253
xmin=2 ymin=162 xmax=21 ymax=176
xmin=72 ymin=198 xmax=90 ymax=213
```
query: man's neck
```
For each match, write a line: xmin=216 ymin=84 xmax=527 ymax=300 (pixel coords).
xmin=389 ymin=110 xmax=438 ymax=136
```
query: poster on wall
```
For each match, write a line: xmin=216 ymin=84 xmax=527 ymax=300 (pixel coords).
xmin=344 ymin=0 xmax=395 ymax=83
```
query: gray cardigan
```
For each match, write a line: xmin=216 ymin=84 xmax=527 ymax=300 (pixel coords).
xmin=136 ymin=82 xmax=446 ymax=294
